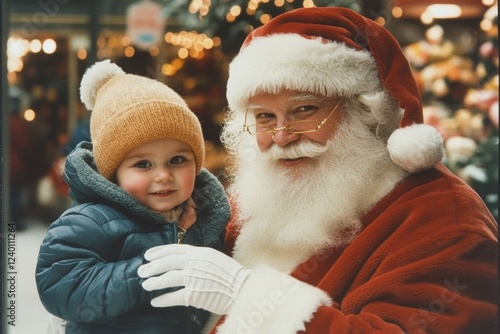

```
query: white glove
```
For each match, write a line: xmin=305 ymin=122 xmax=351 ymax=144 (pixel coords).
xmin=138 ymin=244 xmax=251 ymax=315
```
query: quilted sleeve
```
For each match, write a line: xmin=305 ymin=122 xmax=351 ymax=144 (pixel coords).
xmin=35 ymin=209 xmax=152 ymax=323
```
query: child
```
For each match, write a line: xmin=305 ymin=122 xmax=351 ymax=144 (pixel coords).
xmin=35 ymin=60 xmax=230 ymax=334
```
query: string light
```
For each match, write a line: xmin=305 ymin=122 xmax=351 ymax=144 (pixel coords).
xmin=7 ymin=37 xmax=31 ymax=73
xmin=42 ymin=39 xmax=57 ymax=54
xmin=164 ymin=30 xmax=216 ymax=56
xmin=24 ymin=109 xmax=36 ymax=122
xmin=77 ymin=48 xmax=87 ymax=60
xmin=30 ymin=39 xmax=42 ymax=53
xmin=189 ymin=0 xmax=211 ymax=18
xmin=124 ymin=45 xmax=135 ymax=57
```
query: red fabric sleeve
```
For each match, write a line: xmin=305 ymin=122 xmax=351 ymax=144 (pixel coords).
xmin=299 ymin=164 xmax=498 ymax=333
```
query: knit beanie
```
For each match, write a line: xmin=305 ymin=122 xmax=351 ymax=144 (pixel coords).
xmin=80 ymin=60 xmax=205 ymax=180
xmin=226 ymin=7 xmax=443 ymax=173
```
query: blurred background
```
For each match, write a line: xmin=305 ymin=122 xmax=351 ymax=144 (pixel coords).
xmin=1 ymin=0 xmax=498 ymax=332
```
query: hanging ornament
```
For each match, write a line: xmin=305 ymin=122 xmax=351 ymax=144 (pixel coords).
xmin=126 ymin=0 xmax=165 ymax=51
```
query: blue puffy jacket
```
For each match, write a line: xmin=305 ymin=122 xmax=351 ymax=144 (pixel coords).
xmin=36 ymin=142 xmax=230 ymax=333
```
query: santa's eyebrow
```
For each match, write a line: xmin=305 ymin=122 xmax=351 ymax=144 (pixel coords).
xmin=287 ymin=92 xmax=329 ymax=104
xmin=246 ymin=93 xmax=330 ymax=111
xmin=246 ymin=104 xmax=269 ymax=113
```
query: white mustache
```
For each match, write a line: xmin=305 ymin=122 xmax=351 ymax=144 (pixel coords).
xmin=262 ymin=140 xmax=329 ymax=160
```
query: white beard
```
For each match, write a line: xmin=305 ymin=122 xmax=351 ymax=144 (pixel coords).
xmin=227 ymin=114 xmax=407 ymax=273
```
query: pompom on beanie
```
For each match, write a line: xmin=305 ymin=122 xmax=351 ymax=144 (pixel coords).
xmin=226 ymin=7 xmax=443 ymax=173
xmin=80 ymin=60 xmax=205 ymax=180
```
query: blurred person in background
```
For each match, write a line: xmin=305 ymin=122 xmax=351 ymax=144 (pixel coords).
xmin=8 ymin=94 xmax=37 ymax=230
xmin=62 ymin=102 xmax=91 ymax=156
xmin=7 ymin=85 xmax=52 ymax=227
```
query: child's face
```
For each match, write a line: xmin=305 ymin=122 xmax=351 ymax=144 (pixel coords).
xmin=116 ymin=138 xmax=197 ymax=213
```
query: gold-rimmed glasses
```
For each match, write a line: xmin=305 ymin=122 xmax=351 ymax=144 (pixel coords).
xmin=243 ymin=98 xmax=343 ymax=135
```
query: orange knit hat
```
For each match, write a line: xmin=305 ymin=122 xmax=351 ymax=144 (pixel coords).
xmin=80 ymin=60 xmax=204 ymax=180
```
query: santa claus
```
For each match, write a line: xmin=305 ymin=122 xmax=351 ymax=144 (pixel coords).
xmin=138 ymin=7 xmax=498 ymax=333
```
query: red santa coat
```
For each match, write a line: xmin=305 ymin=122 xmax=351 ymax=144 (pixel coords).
xmin=211 ymin=164 xmax=498 ymax=334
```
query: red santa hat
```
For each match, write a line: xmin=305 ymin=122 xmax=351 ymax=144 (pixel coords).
xmin=226 ymin=7 xmax=443 ymax=173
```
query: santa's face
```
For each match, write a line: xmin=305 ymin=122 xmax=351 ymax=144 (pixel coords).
xmin=246 ymin=90 xmax=344 ymax=169
xmin=227 ymin=90 xmax=401 ymax=270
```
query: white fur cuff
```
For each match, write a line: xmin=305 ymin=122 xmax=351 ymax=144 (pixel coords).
xmin=217 ymin=265 xmax=332 ymax=334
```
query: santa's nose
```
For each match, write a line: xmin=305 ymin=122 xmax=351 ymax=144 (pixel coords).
xmin=271 ymin=127 xmax=301 ymax=146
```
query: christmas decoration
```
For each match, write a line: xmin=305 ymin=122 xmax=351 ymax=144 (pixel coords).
xmin=160 ymin=0 xmax=361 ymax=54
xmin=405 ymin=7 xmax=498 ymax=220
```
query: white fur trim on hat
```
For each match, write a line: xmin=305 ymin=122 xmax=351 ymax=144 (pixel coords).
xmin=80 ymin=59 xmax=125 ymax=111
xmin=387 ymin=124 xmax=444 ymax=173
xmin=227 ymin=34 xmax=381 ymax=113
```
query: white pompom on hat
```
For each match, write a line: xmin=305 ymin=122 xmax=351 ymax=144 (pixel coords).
xmin=226 ymin=7 xmax=443 ymax=173
xmin=80 ymin=59 xmax=205 ymax=180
